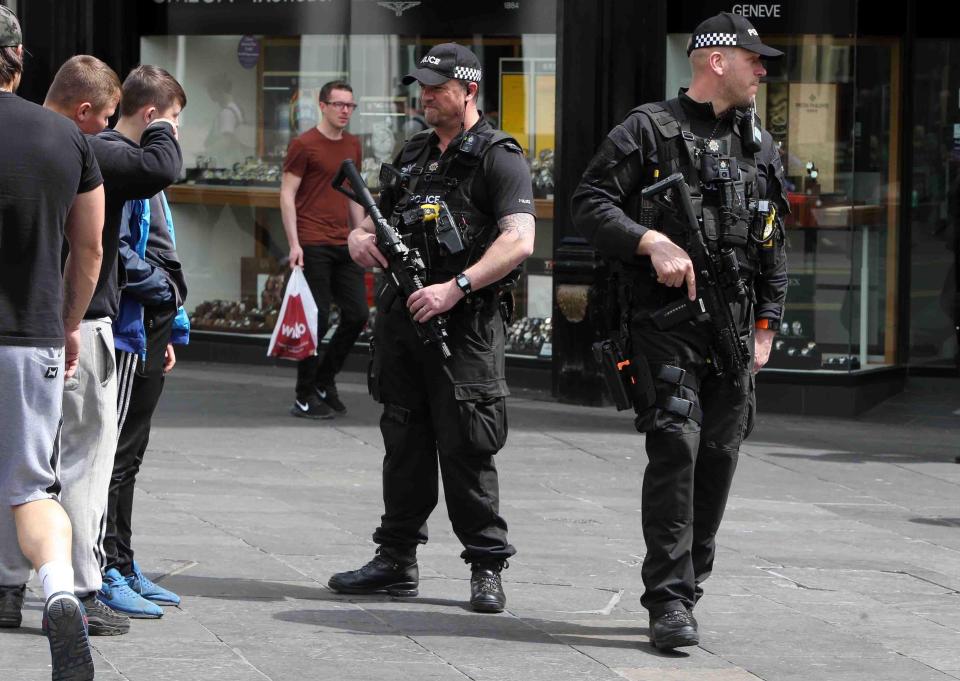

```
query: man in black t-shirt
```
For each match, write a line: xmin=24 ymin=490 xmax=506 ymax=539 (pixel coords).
xmin=329 ymin=44 xmax=536 ymax=614
xmin=0 ymin=8 xmax=103 ymax=679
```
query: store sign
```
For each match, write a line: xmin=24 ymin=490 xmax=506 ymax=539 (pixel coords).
xmin=667 ymin=0 xmax=855 ymax=36
xmin=142 ymin=0 xmax=348 ymax=35
xmin=375 ymin=1 xmax=420 ymax=17
xmin=731 ymin=3 xmax=782 ymax=18
xmin=141 ymin=0 xmax=554 ymax=35
xmin=237 ymin=35 xmax=260 ymax=68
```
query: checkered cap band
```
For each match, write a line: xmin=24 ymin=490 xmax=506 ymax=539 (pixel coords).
xmin=692 ymin=32 xmax=738 ymax=50
xmin=453 ymin=66 xmax=482 ymax=82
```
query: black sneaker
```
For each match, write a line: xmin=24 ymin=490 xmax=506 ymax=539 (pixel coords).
xmin=328 ymin=550 xmax=419 ymax=597
xmin=79 ymin=593 xmax=129 ymax=636
xmin=290 ymin=393 xmax=335 ymax=420
xmin=649 ymin=609 xmax=699 ymax=650
xmin=0 ymin=584 xmax=24 ymax=628
xmin=316 ymin=384 xmax=347 ymax=414
xmin=470 ymin=563 xmax=507 ymax=613
xmin=42 ymin=592 xmax=95 ymax=681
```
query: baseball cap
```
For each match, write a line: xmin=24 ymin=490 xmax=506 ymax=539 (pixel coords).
xmin=687 ymin=12 xmax=783 ymax=58
xmin=402 ymin=43 xmax=483 ymax=87
xmin=0 ymin=5 xmax=22 ymax=48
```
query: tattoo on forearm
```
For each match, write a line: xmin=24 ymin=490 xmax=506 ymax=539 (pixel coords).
xmin=498 ymin=212 xmax=535 ymax=239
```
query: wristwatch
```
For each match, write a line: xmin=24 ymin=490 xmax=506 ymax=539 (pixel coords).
xmin=455 ymin=272 xmax=472 ymax=296
xmin=755 ymin=318 xmax=781 ymax=332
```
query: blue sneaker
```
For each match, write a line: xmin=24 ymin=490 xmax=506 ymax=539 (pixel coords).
xmin=128 ymin=561 xmax=181 ymax=606
xmin=98 ymin=568 xmax=162 ymax=618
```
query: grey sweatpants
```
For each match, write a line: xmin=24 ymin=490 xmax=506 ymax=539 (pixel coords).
xmin=0 ymin=343 xmax=64 ymax=583
xmin=0 ymin=320 xmax=118 ymax=594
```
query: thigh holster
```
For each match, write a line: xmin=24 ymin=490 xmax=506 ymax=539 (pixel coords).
xmin=634 ymin=362 xmax=703 ymax=432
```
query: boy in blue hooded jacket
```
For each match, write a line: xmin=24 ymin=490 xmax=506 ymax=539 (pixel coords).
xmin=99 ymin=66 xmax=190 ymax=618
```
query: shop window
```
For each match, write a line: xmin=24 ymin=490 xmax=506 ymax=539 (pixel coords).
xmin=665 ymin=31 xmax=902 ymax=372
xmin=908 ymin=39 xmax=959 ymax=369
xmin=142 ymin=28 xmax=556 ymax=359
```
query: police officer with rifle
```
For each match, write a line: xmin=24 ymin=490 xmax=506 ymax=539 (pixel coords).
xmin=573 ymin=12 xmax=789 ymax=649
xmin=329 ymin=43 xmax=536 ymax=613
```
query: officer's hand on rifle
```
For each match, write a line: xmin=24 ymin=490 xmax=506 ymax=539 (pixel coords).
xmin=347 ymin=227 xmax=388 ymax=269
xmin=637 ymin=230 xmax=697 ymax=301
xmin=407 ymin=280 xmax=463 ymax=323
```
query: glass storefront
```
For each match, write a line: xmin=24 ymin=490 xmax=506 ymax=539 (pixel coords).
xmin=908 ymin=39 xmax=960 ymax=369
xmin=666 ymin=1 xmax=903 ymax=372
xmin=140 ymin=0 xmax=557 ymax=359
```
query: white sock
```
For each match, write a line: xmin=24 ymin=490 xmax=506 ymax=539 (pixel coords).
xmin=37 ymin=561 xmax=75 ymax=601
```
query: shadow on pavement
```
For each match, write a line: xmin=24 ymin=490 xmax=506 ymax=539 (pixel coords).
xmin=762 ymin=449 xmax=959 ymax=464
xmin=152 ymin=574 xmax=689 ymax=657
xmin=909 ymin=516 xmax=960 ymax=528
xmin=161 ymin=574 xmax=334 ymax=601
xmin=273 ymin=606 xmax=688 ymax=656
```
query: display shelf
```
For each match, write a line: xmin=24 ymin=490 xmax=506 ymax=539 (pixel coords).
xmin=167 ymin=184 xmax=281 ymax=209
xmin=167 ymin=183 xmax=555 ymax=219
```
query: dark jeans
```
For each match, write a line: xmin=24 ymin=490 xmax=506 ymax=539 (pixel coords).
xmin=369 ymin=297 xmax=515 ymax=565
xmin=296 ymin=244 xmax=368 ymax=399
xmin=106 ymin=305 xmax=175 ymax=576
xmin=631 ymin=309 xmax=755 ymax=617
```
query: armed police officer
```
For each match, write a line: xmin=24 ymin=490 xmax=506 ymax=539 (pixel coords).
xmin=328 ymin=43 xmax=535 ymax=613
xmin=572 ymin=12 xmax=789 ymax=649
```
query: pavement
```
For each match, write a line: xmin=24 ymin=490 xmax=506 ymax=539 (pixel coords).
xmin=2 ymin=362 xmax=959 ymax=681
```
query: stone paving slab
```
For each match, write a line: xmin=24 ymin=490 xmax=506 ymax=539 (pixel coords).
xmin=1 ymin=364 xmax=958 ymax=681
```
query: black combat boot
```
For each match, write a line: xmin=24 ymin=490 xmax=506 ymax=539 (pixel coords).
xmin=470 ymin=562 xmax=506 ymax=613
xmin=328 ymin=549 xmax=419 ymax=597
xmin=0 ymin=584 xmax=25 ymax=628
xmin=649 ymin=609 xmax=699 ymax=650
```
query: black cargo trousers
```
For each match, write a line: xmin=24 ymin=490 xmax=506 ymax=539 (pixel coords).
xmin=629 ymin=288 xmax=756 ymax=618
xmin=367 ymin=289 xmax=516 ymax=566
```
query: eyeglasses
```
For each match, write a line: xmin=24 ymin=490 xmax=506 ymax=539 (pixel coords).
xmin=324 ymin=101 xmax=358 ymax=111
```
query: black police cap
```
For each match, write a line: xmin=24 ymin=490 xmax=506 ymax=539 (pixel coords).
xmin=687 ymin=12 xmax=783 ymax=58
xmin=402 ymin=43 xmax=483 ymax=87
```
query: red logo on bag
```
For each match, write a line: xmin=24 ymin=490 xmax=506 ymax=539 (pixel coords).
xmin=269 ymin=293 xmax=316 ymax=360
xmin=282 ymin=321 xmax=308 ymax=339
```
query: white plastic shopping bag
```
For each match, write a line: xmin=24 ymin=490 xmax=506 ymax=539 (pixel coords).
xmin=267 ymin=267 xmax=318 ymax=360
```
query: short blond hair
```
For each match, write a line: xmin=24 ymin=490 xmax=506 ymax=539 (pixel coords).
xmin=46 ymin=55 xmax=122 ymax=111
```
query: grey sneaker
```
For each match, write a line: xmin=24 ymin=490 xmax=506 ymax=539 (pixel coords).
xmin=80 ymin=592 xmax=130 ymax=636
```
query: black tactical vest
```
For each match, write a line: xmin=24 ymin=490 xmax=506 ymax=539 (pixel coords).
xmin=633 ymin=99 xmax=766 ymax=280
xmin=387 ymin=125 xmax=524 ymax=286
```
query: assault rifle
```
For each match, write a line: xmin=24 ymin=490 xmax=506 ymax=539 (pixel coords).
xmin=333 ymin=159 xmax=452 ymax=359
xmin=642 ymin=172 xmax=750 ymax=377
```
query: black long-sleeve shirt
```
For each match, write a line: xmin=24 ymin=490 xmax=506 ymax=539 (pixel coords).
xmin=79 ymin=121 xmax=182 ymax=320
xmin=572 ymin=91 xmax=788 ymax=323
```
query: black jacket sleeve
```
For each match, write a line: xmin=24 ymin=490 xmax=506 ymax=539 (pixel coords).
xmin=571 ymin=111 xmax=657 ymax=261
xmin=91 ymin=122 xmax=182 ymax=202
xmin=753 ymin=129 xmax=789 ymax=323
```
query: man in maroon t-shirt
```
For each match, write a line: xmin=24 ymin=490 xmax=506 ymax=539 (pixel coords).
xmin=282 ymin=80 xmax=367 ymax=419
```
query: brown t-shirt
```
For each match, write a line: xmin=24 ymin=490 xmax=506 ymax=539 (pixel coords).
xmin=283 ymin=128 xmax=362 ymax=246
